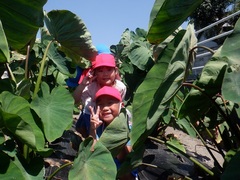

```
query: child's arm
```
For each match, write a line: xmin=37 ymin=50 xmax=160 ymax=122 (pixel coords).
xmin=89 ymin=106 xmax=102 ymax=140
xmin=72 ymin=70 xmax=96 ymax=104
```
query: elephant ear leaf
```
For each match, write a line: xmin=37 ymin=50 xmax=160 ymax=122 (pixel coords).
xmin=0 ymin=0 xmax=47 ymax=53
xmin=216 ymin=18 xmax=240 ymax=103
xmin=69 ymin=137 xmax=117 ymax=180
xmin=0 ymin=91 xmax=45 ymax=151
xmin=44 ymin=10 xmax=97 ymax=63
xmin=0 ymin=21 xmax=10 ymax=63
xmin=132 ymin=25 xmax=196 ymax=148
xmin=147 ymin=0 xmax=203 ymax=44
xmin=99 ymin=109 xmax=130 ymax=157
xmin=31 ymin=82 xmax=74 ymax=142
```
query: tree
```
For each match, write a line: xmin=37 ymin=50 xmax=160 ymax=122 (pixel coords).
xmin=189 ymin=0 xmax=237 ymax=30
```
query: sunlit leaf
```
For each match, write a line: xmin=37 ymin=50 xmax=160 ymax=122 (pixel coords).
xmin=178 ymin=18 xmax=240 ymax=119
xmin=147 ymin=0 xmax=203 ymax=44
xmin=69 ymin=137 xmax=117 ymax=180
xmin=128 ymin=41 xmax=154 ymax=71
xmin=178 ymin=58 xmax=228 ymax=120
xmin=0 ymin=0 xmax=47 ymax=53
xmin=132 ymin=25 xmax=196 ymax=148
xmin=44 ymin=10 xmax=97 ymax=63
xmin=100 ymin=108 xmax=130 ymax=157
xmin=215 ymin=18 xmax=240 ymax=103
xmin=0 ymin=20 xmax=9 ymax=63
xmin=31 ymin=82 xmax=74 ymax=142
xmin=166 ymin=138 xmax=186 ymax=154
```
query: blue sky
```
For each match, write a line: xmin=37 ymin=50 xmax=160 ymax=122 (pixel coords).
xmin=43 ymin=0 xmax=155 ymax=47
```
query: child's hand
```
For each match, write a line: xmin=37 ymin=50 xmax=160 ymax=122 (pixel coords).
xmin=89 ymin=106 xmax=102 ymax=131
xmin=81 ymin=69 xmax=96 ymax=86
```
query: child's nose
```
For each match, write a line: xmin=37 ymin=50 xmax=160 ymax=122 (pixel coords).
xmin=103 ymin=71 xmax=109 ymax=75
xmin=101 ymin=105 xmax=109 ymax=110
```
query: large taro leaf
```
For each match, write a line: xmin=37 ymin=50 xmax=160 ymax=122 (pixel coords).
xmin=0 ymin=151 xmax=44 ymax=179
xmin=69 ymin=137 xmax=117 ymax=180
xmin=0 ymin=21 xmax=10 ymax=63
xmin=178 ymin=59 xmax=228 ymax=120
xmin=0 ymin=0 xmax=47 ymax=54
xmin=31 ymin=82 xmax=74 ymax=142
xmin=39 ymin=28 xmax=71 ymax=76
xmin=222 ymin=67 xmax=240 ymax=103
xmin=178 ymin=18 xmax=240 ymax=120
xmin=44 ymin=10 xmax=97 ymax=63
xmin=128 ymin=41 xmax=154 ymax=71
xmin=99 ymin=108 xmax=130 ymax=157
xmin=0 ymin=91 xmax=45 ymax=151
xmin=147 ymin=0 xmax=203 ymax=44
xmin=215 ymin=18 xmax=240 ymax=103
xmin=131 ymin=25 xmax=196 ymax=148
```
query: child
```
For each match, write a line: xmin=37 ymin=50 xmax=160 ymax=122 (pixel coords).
xmin=89 ymin=86 xmax=137 ymax=179
xmin=73 ymin=53 xmax=126 ymax=137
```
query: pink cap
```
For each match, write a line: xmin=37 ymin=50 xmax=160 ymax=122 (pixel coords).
xmin=92 ymin=54 xmax=116 ymax=69
xmin=95 ymin=86 xmax=122 ymax=101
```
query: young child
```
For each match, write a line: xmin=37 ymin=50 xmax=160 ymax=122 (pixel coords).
xmin=89 ymin=86 xmax=137 ymax=179
xmin=89 ymin=85 xmax=124 ymax=138
xmin=73 ymin=53 xmax=126 ymax=137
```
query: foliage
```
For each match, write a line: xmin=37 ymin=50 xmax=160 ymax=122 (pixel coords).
xmin=189 ymin=0 xmax=235 ymax=30
xmin=1 ymin=0 xmax=240 ymax=179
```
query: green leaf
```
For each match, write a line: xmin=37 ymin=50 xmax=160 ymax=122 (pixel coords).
xmin=147 ymin=0 xmax=203 ymax=44
xmin=0 ymin=20 xmax=10 ymax=63
xmin=178 ymin=19 xmax=240 ymax=119
xmin=99 ymin=109 xmax=130 ymax=157
xmin=176 ymin=119 xmax=196 ymax=137
xmin=41 ymin=28 xmax=72 ymax=75
xmin=221 ymin=150 xmax=240 ymax=179
xmin=0 ymin=91 xmax=45 ymax=151
xmin=0 ymin=0 xmax=47 ymax=53
xmin=44 ymin=10 xmax=97 ymax=63
xmin=31 ymin=82 xmax=74 ymax=142
xmin=69 ymin=137 xmax=117 ymax=180
xmin=166 ymin=138 xmax=186 ymax=154
xmin=222 ymin=66 xmax=240 ymax=103
xmin=178 ymin=58 xmax=228 ymax=120
xmin=215 ymin=18 xmax=240 ymax=103
xmin=128 ymin=41 xmax=154 ymax=71
xmin=132 ymin=25 xmax=196 ymax=148
xmin=0 ymin=151 xmax=44 ymax=180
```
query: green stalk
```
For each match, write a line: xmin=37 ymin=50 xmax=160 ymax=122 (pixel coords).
xmin=5 ymin=63 xmax=16 ymax=83
xmin=33 ymin=40 xmax=53 ymax=99
xmin=183 ymin=82 xmax=240 ymax=144
xmin=47 ymin=161 xmax=73 ymax=180
xmin=24 ymin=45 xmax=30 ymax=79
xmin=189 ymin=121 xmax=223 ymax=172
xmin=23 ymin=144 xmax=30 ymax=163
xmin=184 ymin=46 xmax=215 ymax=82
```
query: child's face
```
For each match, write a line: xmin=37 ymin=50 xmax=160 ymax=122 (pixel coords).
xmin=94 ymin=66 xmax=117 ymax=86
xmin=96 ymin=95 xmax=121 ymax=125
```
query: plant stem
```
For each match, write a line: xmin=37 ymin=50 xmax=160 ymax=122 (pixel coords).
xmin=33 ymin=40 xmax=53 ymax=99
xmin=24 ymin=45 xmax=30 ymax=79
xmin=47 ymin=161 xmax=73 ymax=180
xmin=183 ymin=83 xmax=240 ymax=145
xmin=5 ymin=63 xmax=16 ymax=83
xmin=189 ymin=121 xmax=223 ymax=172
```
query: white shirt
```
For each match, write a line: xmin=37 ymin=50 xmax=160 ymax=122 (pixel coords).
xmin=81 ymin=80 xmax=126 ymax=115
